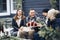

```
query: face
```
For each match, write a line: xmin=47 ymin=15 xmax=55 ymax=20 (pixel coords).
xmin=42 ymin=12 xmax=48 ymax=17
xmin=17 ymin=10 xmax=23 ymax=16
xmin=29 ymin=10 xmax=35 ymax=17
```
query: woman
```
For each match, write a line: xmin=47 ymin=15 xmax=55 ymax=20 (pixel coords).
xmin=47 ymin=9 xmax=59 ymax=29
xmin=11 ymin=9 xmax=26 ymax=36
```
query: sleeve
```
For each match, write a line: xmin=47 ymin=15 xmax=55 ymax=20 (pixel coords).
xmin=12 ymin=19 xmax=19 ymax=30
xmin=20 ymin=19 xmax=26 ymax=27
xmin=47 ymin=19 xmax=51 ymax=27
xmin=36 ymin=17 xmax=41 ymax=23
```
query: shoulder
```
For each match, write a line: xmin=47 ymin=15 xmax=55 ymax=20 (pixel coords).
xmin=36 ymin=16 xmax=40 ymax=19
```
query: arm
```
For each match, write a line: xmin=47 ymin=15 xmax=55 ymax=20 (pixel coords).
xmin=20 ymin=19 xmax=26 ymax=27
xmin=12 ymin=19 xmax=19 ymax=30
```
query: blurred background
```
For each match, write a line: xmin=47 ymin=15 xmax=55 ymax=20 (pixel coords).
xmin=0 ymin=0 xmax=60 ymax=40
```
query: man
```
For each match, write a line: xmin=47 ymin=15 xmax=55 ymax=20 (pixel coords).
xmin=26 ymin=9 xmax=40 ymax=24
xmin=26 ymin=9 xmax=43 ymax=27
xmin=26 ymin=9 xmax=43 ymax=40
xmin=42 ymin=9 xmax=49 ymax=25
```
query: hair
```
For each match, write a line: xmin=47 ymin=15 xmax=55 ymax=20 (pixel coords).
xmin=55 ymin=13 xmax=60 ymax=18
xmin=47 ymin=9 xmax=59 ymax=20
xmin=42 ymin=9 xmax=49 ymax=13
xmin=29 ymin=8 xmax=36 ymax=13
xmin=14 ymin=9 xmax=25 ymax=20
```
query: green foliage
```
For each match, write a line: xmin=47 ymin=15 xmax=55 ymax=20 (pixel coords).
xmin=50 ymin=0 xmax=57 ymax=9
xmin=38 ymin=26 xmax=56 ymax=40
xmin=17 ymin=0 xmax=22 ymax=9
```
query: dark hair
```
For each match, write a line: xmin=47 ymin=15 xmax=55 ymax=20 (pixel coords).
xmin=55 ymin=13 xmax=60 ymax=18
xmin=42 ymin=9 xmax=49 ymax=13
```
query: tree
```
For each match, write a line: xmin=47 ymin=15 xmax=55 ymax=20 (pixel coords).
xmin=50 ymin=0 xmax=58 ymax=9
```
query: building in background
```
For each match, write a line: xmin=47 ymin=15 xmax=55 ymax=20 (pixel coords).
xmin=0 ymin=0 xmax=22 ymax=16
xmin=0 ymin=0 xmax=59 ymax=17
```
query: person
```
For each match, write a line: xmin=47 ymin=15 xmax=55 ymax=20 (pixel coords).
xmin=42 ymin=9 xmax=49 ymax=25
xmin=34 ymin=9 xmax=50 ymax=40
xmin=26 ymin=9 xmax=39 ymax=23
xmin=47 ymin=9 xmax=59 ymax=29
xmin=55 ymin=13 xmax=60 ymax=29
xmin=55 ymin=12 xmax=60 ymax=40
xmin=26 ymin=9 xmax=43 ymax=40
xmin=26 ymin=9 xmax=42 ymax=27
xmin=11 ymin=9 xmax=26 ymax=36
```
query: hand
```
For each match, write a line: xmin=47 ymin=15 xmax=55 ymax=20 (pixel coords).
xmin=19 ymin=26 xmax=24 ymax=31
xmin=26 ymin=23 xmax=28 ymax=26
xmin=26 ymin=22 xmax=31 ymax=26
xmin=37 ymin=23 xmax=43 ymax=27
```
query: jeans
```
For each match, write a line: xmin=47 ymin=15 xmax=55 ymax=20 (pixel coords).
xmin=33 ymin=32 xmax=45 ymax=40
xmin=10 ymin=29 xmax=18 ymax=36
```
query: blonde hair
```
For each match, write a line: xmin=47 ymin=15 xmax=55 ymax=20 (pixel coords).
xmin=47 ymin=9 xmax=59 ymax=20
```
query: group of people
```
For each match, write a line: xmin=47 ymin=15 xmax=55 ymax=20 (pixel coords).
xmin=11 ymin=9 xmax=42 ymax=39
xmin=11 ymin=8 xmax=60 ymax=40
